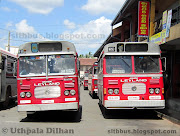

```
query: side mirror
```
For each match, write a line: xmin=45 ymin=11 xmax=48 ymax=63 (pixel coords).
xmin=0 ymin=62 xmax=3 ymax=69
xmin=0 ymin=60 xmax=5 ymax=70
xmin=77 ymin=60 xmax=80 ymax=76
xmin=161 ymin=57 xmax=166 ymax=72
xmin=13 ymin=61 xmax=17 ymax=77
xmin=78 ymin=60 xmax=80 ymax=71
xmin=79 ymin=60 xmax=80 ymax=75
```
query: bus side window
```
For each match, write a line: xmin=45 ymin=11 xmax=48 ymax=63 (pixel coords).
xmin=7 ymin=59 xmax=14 ymax=74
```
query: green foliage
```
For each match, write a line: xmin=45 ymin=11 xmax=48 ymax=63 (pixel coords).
xmin=79 ymin=52 xmax=94 ymax=58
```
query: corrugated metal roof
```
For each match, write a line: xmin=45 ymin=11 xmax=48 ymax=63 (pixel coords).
xmin=111 ymin=0 xmax=136 ymax=26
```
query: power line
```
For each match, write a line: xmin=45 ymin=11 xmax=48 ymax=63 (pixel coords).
xmin=0 ymin=37 xmax=103 ymax=44
xmin=0 ymin=37 xmax=32 ymax=43
xmin=0 ymin=28 xmax=9 ymax=31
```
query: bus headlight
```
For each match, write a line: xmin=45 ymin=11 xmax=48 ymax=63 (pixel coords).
xmin=155 ymin=88 xmax=160 ymax=94
xmin=70 ymin=90 xmax=76 ymax=96
xmin=64 ymin=90 xmax=69 ymax=96
xmin=20 ymin=92 xmax=26 ymax=98
xmin=26 ymin=92 xmax=32 ymax=98
xmin=108 ymin=89 xmax=113 ymax=94
xmin=149 ymin=88 xmax=154 ymax=94
xmin=114 ymin=89 xmax=119 ymax=94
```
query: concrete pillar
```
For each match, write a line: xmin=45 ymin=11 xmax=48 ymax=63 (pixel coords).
xmin=132 ymin=9 xmax=137 ymax=41
xmin=121 ymin=23 xmax=125 ymax=42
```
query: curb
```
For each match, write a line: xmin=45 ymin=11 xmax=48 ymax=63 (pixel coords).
xmin=156 ymin=111 xmax=180 ymax=125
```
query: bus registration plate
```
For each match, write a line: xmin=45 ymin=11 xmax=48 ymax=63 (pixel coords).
xmin=128 ymin=96 xmax=140 ymax=100
xmin=108 ymin=96 xmax=120 ymax=101
xmin=41 ymin=100 xmax=54 ymax=104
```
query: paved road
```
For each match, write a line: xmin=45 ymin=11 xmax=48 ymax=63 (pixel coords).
xmin=0 ymin=86 xmax=179 ymax=136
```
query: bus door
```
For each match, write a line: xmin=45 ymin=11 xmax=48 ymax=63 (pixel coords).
xmin=0 ymin=55 xmax=6 ymax=101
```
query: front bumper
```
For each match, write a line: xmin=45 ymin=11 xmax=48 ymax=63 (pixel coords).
xmin=18 ymin=102 xmax=79 ymax=112
xmin=104 ymin=100 xmax=165 ymax=109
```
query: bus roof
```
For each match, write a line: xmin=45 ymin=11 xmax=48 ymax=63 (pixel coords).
xmin=18 ymin=41 xmax=77 ymax=56
xmin=97 ymin=42 xmax=161 ymax=58
xmin=0 ymin=47 xmax=17 ymax=58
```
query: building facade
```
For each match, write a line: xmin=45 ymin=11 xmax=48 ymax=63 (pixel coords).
xmin=79 ymin=58 xmax=97 ymax=78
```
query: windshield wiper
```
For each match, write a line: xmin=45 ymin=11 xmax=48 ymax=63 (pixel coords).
xmin=148 ymin=56 xmax=158 ymax=66
xmin=135 ymin=58 xmax=143 ymax=70
xmin=120 ymin=58 xmax=131 ymax=68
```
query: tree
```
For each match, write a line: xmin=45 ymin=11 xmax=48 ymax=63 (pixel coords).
xmin=79 ymin=54 xmax=84 ymax=58
xmin=79 ymin=52 xmax=95 ymax=58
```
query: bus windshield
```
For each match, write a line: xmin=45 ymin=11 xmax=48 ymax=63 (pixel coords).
xmin=134 ymin=56 xmax=160 ymax=73
xmin=106 ymin=56 xmax=132 ymax=74
xmin=19 ymin=55 xmax=75 ymax=77
xmin=48 ymin=55 xmax=75 ymax=75
xmin=19 ymin=56 xmax=46 ymax=76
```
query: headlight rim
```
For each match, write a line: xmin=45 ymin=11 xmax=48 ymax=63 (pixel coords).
xmin=114 ymin=89 xmax=119 ymax=94
xmin=64 ymin=90 xmax=70 ymax=96
xmin=108 ymin=89 xmax=114 ymax=94
xmin=155 ymin=88 xmax=160 ymax=94
xmin=26 ymin=92 xmax=32 ymax=98
xmin=70 ymin=89 xmax=76 ymax=96
xmin=149 ymin=88 xmax=154 ymax=94
xmin=20 ymin=92 xmax=26 ymax=98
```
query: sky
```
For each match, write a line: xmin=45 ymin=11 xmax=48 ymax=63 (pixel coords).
xmin=0 ymin=0 xmax=126 ymax=55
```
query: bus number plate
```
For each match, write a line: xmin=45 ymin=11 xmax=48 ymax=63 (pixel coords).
xmin=41 ymin=100 xmax=54 ymax=104
xmin=128 ymin=96 xmax=140 ymax=100
xmin=108 ymin=96 xmax=120 ymax=101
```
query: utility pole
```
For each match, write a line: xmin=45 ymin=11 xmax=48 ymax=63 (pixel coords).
xmin=7 ymin=31 xmax=10 ymax=51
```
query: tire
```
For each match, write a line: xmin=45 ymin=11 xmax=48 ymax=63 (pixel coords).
xmin=2 ymin=90 xmax=10 ymax=108
xmin=84 ymin=87 xmax=88 ymax=90
xmin=98 ymin=99 xmax=102 ymax=106
xmin=27 ymin=112 xmax=36 ymax=119
xmin=92 ymin=91 xmax=96 ymax=99
xmin=74 ymin=106 xmax=82 ymax=122
xmin=89 ymin=91 xmax=91 ymax=96
xmin=102 ymin=106 xmax=110 ymax=119
xmin=98 ymin=100 xmax=109 ymax=118
xmin=27 ymin=114 xmax=34 ymax=119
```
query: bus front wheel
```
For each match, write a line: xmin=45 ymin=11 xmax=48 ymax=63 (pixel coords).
xmin=74 ymin=105 xmax=82 ymax=122
xmin=2 ymin=90 xmax=11 ymax=108
xmin=92 ymin=92 xmax=97 ymax=99
xmin=102 ymin=106 xmax=110 ymax=119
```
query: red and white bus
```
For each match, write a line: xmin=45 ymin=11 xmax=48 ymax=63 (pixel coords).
xmin=88 ymin=62 xmax=98 ymax=98
xmin=17 ymin=41 xmax=81 ymax=119
xmin=95 ymin=42 xmax=165 ymax=116
xmin=0 ymin=48 xmax=17 ymax=108
xmin=83 ymin=71 xmax=89 ymax=90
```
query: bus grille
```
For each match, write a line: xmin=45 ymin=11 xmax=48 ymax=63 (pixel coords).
xmin=122 ymin=83 xmax=146 ymax=94
xmin=34 ymin=86 xmax=61 ymax=98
